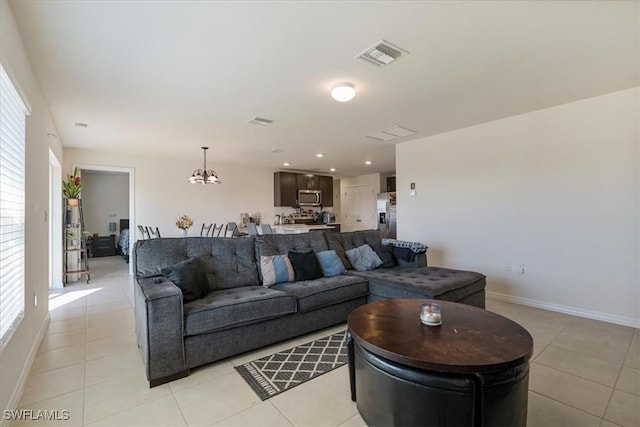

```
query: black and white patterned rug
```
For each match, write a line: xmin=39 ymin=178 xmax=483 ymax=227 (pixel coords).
xmin=235 ymin=331 xmax=348 ymax=400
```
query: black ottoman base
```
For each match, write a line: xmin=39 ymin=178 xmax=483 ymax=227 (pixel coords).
xmin=353 ymin=344 xmax=529 ymax=427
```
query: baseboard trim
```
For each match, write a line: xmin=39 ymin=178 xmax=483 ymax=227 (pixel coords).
xmin=486 ymin=291 xmax=640 ymax=328
xmin=3 ymin=313 xmax=50 ymax=427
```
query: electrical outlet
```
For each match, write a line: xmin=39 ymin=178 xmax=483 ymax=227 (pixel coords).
xmin=518 ymin=264 xmax=525 ymax=274
xmin=505 ymin=263 xmax=512 ymax=272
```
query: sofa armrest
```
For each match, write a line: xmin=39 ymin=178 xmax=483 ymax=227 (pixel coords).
xmin=381 ymin=238 xmax=428 ymax=268
xmin=134 ymin=276 xmax=188 ymax=386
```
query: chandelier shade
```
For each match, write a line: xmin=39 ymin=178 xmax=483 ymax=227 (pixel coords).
xmin=188 ymin=147 xmax=221 ymax=184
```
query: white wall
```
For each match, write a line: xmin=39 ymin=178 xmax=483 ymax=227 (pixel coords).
xmin=64 ymin=149 xmax=277 ymax=239
xmin=0 ymin=0 xmax=64 ymax=416
xmin=397 ymin=88 xmax=639 ymax=326
xmin=81 ymin=171 xmax=129 ymax=236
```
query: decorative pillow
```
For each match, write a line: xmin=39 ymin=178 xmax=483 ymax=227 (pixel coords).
xmin=160 ymin=257 xmax=209 ymax=303
xmin=288 ymin=250 xmax=324 ymax=281
xmin=377 ymin=244 xmax=396 ymax=268
xmin=315 ymin=250 xmax=347 ymax=277
xmin=260 ymin=255 xmax=295 ymax=287
xmin=345 ymin=244 xmax=384 ymax=272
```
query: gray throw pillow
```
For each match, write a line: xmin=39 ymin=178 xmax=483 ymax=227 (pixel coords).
xmin=345 ymin=244 xmax=383 ymax=272
xmin=160 ymin=257 xmax=209 ymax=303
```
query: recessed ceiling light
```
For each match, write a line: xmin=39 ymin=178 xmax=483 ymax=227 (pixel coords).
xmin=283 ymin=162 xmax=291 ymax=166
xmin=365 ymin=161 xmax=372 ymax=165
xmin=74 ymin=122 xmax=88 ymax=128
xmin=331 ymin=82 xmax=356 ymax=102
xmin=316 ymin=153 xmax=324 ymax=158
xmin=329 ymin=168 xmax=336 ymax=172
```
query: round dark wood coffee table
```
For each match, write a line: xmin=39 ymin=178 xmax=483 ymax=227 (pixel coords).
xmin=347 ymin=299 xmax=533 ymax=427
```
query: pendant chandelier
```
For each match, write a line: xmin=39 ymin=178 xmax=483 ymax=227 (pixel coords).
xmin=188 ymin=147 xmax=222 ymax=185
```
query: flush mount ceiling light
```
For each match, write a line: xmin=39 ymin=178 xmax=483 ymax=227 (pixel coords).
xmin=316 ymin=153 xmax=324 ymax=158
xmin=329 ymin=168 xmax=336 ymax=172
xmin=331 ymin=82 xmax=356 ymax=102
xmin=365 ymin=161 xmax=372 ymax=165
xmin=188 ymin=147 xmax=221 ymax=185
xmin=283 ymin=162 xmax=291 ymax=167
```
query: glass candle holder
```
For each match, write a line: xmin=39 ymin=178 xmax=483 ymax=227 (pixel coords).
xmin=420 ymin=303 xmax=442 ymax=326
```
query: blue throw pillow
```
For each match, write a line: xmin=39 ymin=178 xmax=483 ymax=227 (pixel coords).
xmin=345 ymin=244 xmax=383 ymax=271
xmin=316 ymin=250 xmax=347 ymax=277
xmin=260 ymin=255 xmax=295 ymax=287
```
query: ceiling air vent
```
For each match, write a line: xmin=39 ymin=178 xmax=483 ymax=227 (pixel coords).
xmin=366 ymin=125 xmax=416 ymax=142
xmin=247 ymin=117 xmax=273 ymax=126
xmin=355 ymin=40 xmax=409 ymax=67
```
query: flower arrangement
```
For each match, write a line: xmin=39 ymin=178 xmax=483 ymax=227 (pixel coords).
xmin=62 ymin=166 xmax=82 ymax=198
xmin=176 ymin=215 xmax=194 ymax=230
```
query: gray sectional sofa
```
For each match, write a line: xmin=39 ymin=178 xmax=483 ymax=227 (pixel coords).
xmin=133 ymin=229 xmax=486 ymax=387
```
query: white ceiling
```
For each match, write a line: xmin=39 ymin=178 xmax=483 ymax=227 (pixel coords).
xmin=9 ymin=0 xmax=639 ymax=177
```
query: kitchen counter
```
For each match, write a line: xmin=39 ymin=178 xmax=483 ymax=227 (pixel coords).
xmin=272 ymin=224 xmax=335 ymax=234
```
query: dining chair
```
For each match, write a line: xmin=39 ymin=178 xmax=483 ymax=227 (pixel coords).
xmin=261 ymin=223 xmax=273 ymax=234
xmin=225 ymin=222 xmax=237 ymax=237
xmin=246 ymin=222 xmax=259 ymax=236
xmin=201 ymin=223 xmax=213 ymax=236
xmin=147 ymin=227 xmax=161 ymax=238
xmin=138 ymin=225 xmax=150 ymax=239
xmin=212 ymin=223 xmax=225 ymax=237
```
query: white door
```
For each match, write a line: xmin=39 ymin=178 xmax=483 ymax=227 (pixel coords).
xmin=342 ymin=185 xmax=376 ymax=232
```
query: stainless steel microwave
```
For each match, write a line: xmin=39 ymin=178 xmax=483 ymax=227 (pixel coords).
xmin=298 ymin=189 xmax=322 ymax=207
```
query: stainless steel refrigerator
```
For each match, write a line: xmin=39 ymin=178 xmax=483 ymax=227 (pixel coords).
xmin=377 ymin=192 xmax=396 ymax=239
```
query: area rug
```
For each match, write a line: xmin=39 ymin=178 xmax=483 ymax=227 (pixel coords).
xmin=235 ymin=331 xmax=348 ymax=400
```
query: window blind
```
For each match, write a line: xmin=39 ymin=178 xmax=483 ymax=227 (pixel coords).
xmin=0 ymin=64 xmax=27 ymax=347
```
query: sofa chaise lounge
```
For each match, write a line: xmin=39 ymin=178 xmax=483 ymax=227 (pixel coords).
xmin=133 ymin=229 xmax=486 ymax=387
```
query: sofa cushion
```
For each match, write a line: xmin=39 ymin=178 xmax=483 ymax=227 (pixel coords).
xmin=260 ymin=255 xmax=295 ymax=287
xmin=379 ymin=244 xmax=396 ymax=268
xmin=347 ymin=266 xmax=486 ymax=302
xmin=270 ymin=275 xmax=368 ymax=313
xmin=345 ymin=244 xmax=383 ymax=271
xmin=255 ymin=233 xmax=329 ymax=258
xmin=160 ymin=257 xmax=210 ymax=303
xmin=326 ymin=230 xmax=386 ymax=270
xmin=288 ymin=250 xmax=323 ymax=281
xmin=255 ymin=233 xmax=329 ymax=279
xmin=135 ymin=238 xmax=188 ymax=278
xmin=183 ymin=286 xmax=296 ymax=336
xmin=316 ymin=250 xmax=347 ymax=277
xmin=187 ymin=237 xmax=260 ymax=290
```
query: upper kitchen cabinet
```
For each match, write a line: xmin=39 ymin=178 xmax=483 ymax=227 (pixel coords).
xmin=297 ymin=173 xmax=318 ymax=190
xmin=318 ymin=175 xmax=333 ymax=207
xmin=274 ymin=172 xmax=297 ymax=207
xmin=274 ymin=172 xmax=334 ymax=207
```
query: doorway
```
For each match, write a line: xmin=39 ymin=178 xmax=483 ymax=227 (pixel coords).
xmin=78 ymin=165 xmax=135 ymax=275
xmin=342 ymin=185 xmax=376 ymax=232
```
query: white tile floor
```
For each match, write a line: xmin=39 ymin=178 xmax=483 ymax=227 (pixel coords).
xmin=13 ymin=257 xmax=640 ymax=426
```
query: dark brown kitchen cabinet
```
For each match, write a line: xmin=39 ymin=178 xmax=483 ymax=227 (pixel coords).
xmin=274 ymin=172 xmax=298 ymax=207
xmin=297 ymin=173 xmax=318 ymax=190
xmin=318 ymin=175 xmax=333 ymax=207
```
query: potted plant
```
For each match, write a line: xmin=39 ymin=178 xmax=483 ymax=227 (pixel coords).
xmin=63 ymin=166 xmax=82 ymax=205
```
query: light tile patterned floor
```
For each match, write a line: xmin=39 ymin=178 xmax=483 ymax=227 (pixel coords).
xmin=12 ymin=257 xmax=640 ymax=426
